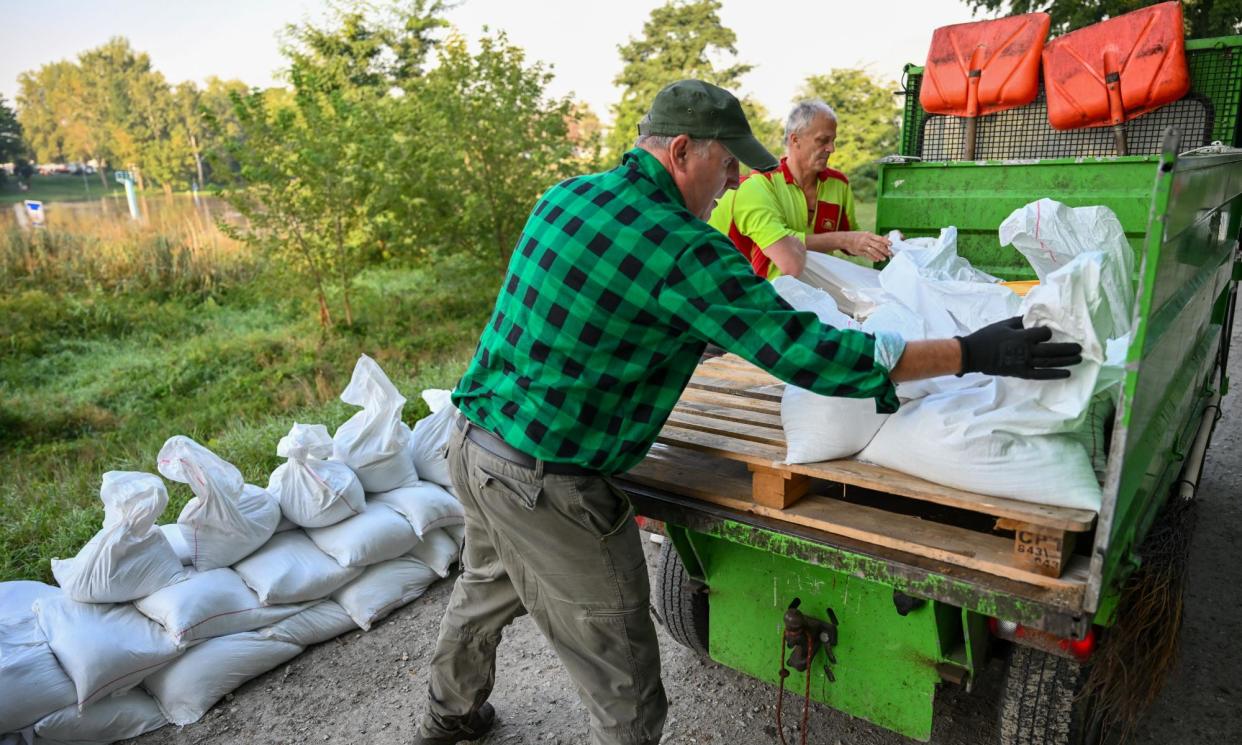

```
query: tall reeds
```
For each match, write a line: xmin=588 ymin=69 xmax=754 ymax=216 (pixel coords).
xmin=1 ymin=198 xmax=256 ymax=294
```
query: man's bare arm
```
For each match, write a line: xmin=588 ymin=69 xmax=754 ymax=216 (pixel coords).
xmin=888 ymin=339 xmax=962 ymax=382
xmin=762 ymin=236 xmax=807 ymax=278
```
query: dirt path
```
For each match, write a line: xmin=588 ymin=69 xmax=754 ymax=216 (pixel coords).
xmin=129 ymin=322 xmax=1241 ymax=745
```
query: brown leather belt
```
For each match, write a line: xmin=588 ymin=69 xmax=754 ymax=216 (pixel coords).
xmin=454 ymin=414 xmax=600 ymax=477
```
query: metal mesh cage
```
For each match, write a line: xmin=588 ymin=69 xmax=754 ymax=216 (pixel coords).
xmin=899 ymin=40 xmax=1242 ymax=160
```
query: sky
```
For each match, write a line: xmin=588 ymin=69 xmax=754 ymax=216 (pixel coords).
xmin=0 ymin=0 xmax=981 ymax=123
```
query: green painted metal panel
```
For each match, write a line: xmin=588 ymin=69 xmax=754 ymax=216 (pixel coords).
xmin=1094 ymin=146 xmax=1242 ymax=598
xmin=688 ymin=529 xmax=947 ymax=741
xmin=876 ymin=158 xmax=1157 ymax=278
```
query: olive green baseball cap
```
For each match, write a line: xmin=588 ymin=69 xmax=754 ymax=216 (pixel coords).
xmin=638 ymin=80 xmax=778 ymax=172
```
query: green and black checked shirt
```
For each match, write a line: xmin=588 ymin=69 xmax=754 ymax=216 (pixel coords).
xmin=452 ymin=149 xmax=900 ymax=474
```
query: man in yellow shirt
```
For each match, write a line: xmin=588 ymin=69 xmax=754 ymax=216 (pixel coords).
xmin=709 ymin=99 xmax=894 ymax=280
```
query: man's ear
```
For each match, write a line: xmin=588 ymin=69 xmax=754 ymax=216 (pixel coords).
xmin=668 ymin=134 xmax=692 ymax=167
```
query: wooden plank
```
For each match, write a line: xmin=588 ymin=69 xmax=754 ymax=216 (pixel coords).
xmin=665 ymin=410 xmax=786 ymax=448
xmin=679 ymin=386 xmax=781 ymax=416
xmin=655 ymin=424 xmax=785 ymax=467
xmin=694 ymin=365 xmax=778 ymax=387
xmin=783 ymin=459 xmax=1096 ymax=532
xmin=681 ymin=486 xmax=1088 ymax=593
xmin=687 ymin=377 xmax=783 ymax=403
xmin=675 ymin=399 xmax=783 ymax=429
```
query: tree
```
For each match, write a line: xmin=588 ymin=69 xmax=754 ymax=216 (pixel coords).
xmin=798 ymin=68 xmax=900 ymax=199
xmin=608 ymin=0 xmax=773 ymax=161
xmin=400 ymin=31 xmax=582 ymax=271
xmin=222 ymin=1 xmax=448 ymax=328
xmin=967 ymin=0 xmax=1242 ymax=36
xmin=0 ymin=95 xmax=24 ymax=164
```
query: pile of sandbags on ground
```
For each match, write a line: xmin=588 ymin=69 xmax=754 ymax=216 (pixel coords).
xmin=787 ymin=199 xmax=1132 ymax=513
xmin=2 ymin=355 xmax=467 ymax=744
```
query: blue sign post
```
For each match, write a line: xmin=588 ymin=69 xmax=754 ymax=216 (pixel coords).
xmin=114 ymin=170 xmax=141 ymax=220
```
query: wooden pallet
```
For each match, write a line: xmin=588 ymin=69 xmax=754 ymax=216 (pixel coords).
xmin=624 ymin=354 xmax=1097 ymax=584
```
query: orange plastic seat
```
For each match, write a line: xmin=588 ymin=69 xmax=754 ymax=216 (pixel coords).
xmin=1043 ymin=1 xmax=1190 ymax=132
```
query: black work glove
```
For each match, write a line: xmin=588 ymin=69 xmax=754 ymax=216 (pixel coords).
xmin=957 ymin=316 xmax=1083 ymax=380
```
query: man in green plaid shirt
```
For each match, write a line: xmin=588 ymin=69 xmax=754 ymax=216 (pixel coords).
xmin=416 ymin=81 xmax=1081 ymax=745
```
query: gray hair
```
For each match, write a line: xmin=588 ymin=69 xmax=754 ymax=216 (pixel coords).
xmin=784 ymin=100 xmax=837 ymax=146
xmin=635 ymin=133 xmax=715 ymax=156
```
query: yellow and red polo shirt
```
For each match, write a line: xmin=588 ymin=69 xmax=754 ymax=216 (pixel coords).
xmin=708 ymin=158 xmax=857 ymax=280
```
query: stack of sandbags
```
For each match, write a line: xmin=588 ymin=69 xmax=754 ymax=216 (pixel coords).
xmin=1 ymin=355 xmax=469 ymax=744
xmin=853 ymin=201 xmax=1131 ymax=512
xmin=157 ymin=436 xmax=280 ymax=569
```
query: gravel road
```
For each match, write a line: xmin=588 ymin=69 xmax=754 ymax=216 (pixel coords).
xmin=129 ymin=323 xmax=1241 ymax=745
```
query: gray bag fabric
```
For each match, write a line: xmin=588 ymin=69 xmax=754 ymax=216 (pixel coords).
xmin=33 ymin=688 xmax=166 ymax=745
xmin=32 ymin=595 xmax=181 ymax=708
xmin=143 ymin=631 xmax=303 ymax=726
xmin=134 ymin=568 xmax=307 ymax=646
xmin=232 ymin=531 xmax=363 ymax=605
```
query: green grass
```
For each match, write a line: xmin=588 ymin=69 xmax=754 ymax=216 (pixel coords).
xmin=0 ymin=255 xmax=499 ymax=582
xmin=0 ymin=173 xmax=128 ymax=205
xmin=855 ymin=201 xmax=877 ymax=233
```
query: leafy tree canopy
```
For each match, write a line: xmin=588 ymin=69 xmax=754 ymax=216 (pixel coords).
xmin=0 ymin=95 xmax=24 ymax=163
xmin=608 ymin=0 xmax=773 ymax=160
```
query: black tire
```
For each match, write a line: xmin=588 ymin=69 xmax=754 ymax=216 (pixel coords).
xmin=998 ymin=646 xmax=1112 ymax=745
xmin=653 ymin=540 xmax=709 ymax=657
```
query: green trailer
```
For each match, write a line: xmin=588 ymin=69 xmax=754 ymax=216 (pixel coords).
xmin=621 ymin=36 xmax=1242 ymax=744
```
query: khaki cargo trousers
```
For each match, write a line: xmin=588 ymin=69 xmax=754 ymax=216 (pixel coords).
xmin=419 ymin=419 xmax=667 ymax=745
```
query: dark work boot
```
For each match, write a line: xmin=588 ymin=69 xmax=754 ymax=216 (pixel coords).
xmin=414 ymin=703 xmax=497 ymax=744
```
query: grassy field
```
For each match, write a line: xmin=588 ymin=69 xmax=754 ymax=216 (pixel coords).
xmin=1 ymin=197 xmax=878 ymax=583
xmin=0 ymin=173 xmax=128 ymax=205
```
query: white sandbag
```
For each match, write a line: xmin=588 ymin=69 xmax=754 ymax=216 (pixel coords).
xmin=332 ymin=355 xmax=419 ymax=492
xmin=33 ymin=689 xmax=165 ymax=745
xmin=770 ymin=277 xmax=886 ymax=463
xmin=268 ymin=423 xmax=365 ymax=529
xmin=142 ymin=631 xmax=302 ymax=726
xmin=408 ymin=528 xmax=463 ymax=578
xmin=0 ymin=581 xmax=60 ymax=623
xmin=134 ymin=568 xmax=307 ymax=646
xmin=0 ymin=614 xmax=76 ymax=734
xmin=408 ymin=389 xmax=456 ymax=488
xmin=885 ymin=227 xmax=1001 ymax=284
xmin=158 ymin=437 xmax=279 ymax=570
xmin=305 ymin=502 xmax=418 ymax=568
xmin=446 ymin=523 xmax=465 ymax=549
xmin=50 ymin=472 xmax=185 ymax=603
xmin=371 ymin=483 xmax=465 ymax=537
xmin=232 ymin=531 xmax=363 ymax=606
xmin=798 ymin=251 xmax=884 ymax=318
xmin=159 ymin=523 xmax=192 ymax=566
xmin=260 ymin=600 xmax=358 ymax=647
xmin=859 ymin=382 xmax=1103 ymax=511
xmin=877 ymin=248 xmax=1020 ymax=340
xmin=32 ymin=595 xmax=181 ymax=708
xmin=332 ymin=556 xmax=440 ymax=631
xmin=999 ymin=198 xmax=1135 ymax=336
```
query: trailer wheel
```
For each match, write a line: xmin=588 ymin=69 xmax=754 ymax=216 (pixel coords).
xmin=653 ymin=540 xmax=709 ymax=657
xmin=998 ymin=646 xmax=1112 ymax=745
